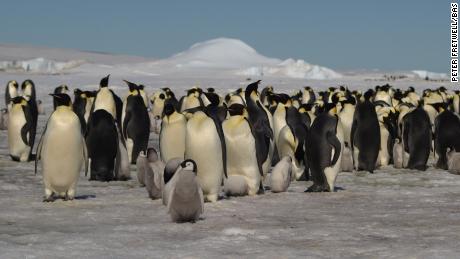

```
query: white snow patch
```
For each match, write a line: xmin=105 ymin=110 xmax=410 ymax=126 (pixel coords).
xmin=412 ymin=70 xmax=448 ymax=80
xmin=239 ymin=58 xmax=342 ymax=79
xmin=0 ymin=57 xmax=84 ymax=74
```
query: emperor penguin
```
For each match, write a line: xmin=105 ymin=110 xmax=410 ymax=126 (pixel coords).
xmin=341 ymin=143 xmax=354 ymax=172
xmin=245 ymin=81 xmax=274 ymax=185
xmin=374 ymin=103 xmax=396 ymax=167
xmin=270 ymin=156 xmax=292 ymax=193
xmin=37 ymin=100 xmax=45 ymax=115
xmin=223 ymin=103 xmax=261 ymax=196
xmin=160 ymin=102 xmax=187 ymax=163
xmin=53 ymin=85 xmax=69 ymax=110
xmin=180 ymin=88 xmax=203 ymax=112
xmin=337 ymin=95 xmax=356 ymax=147
xmin=91 ymin=75 xmax=117 ymax=119
xmin=401 ymin=107 xmax=431 ymax=170
xmin=122 ymin=80 xmax=150 ymax=163
xmin=351 ymin=90 xmax=380 ymax=173
xmin=272 ymin=94 xmax=290 ymax=158
xmin=301 ymin=86 xmax=316 ymax=105
xmin=393 ymin=138 xmax=403 ymax=169
xmin=136 ymin=151 xmax=147 ymax=186
xmin=8 ymin=97 xmax=34 ymax=161
xmin=162 ymin=158 xmax=184 ymax=206
xmin=150 ymin=90 xmax=166 ymax=118
xmin=167 ymin=159 xmax=204 ymax=223
xmin=446 ymin=148 xmax=460 ymax=174
xmin=72 ymin=89 xmax=88 ymax=132
xmin=277 ymin=106 xmax=308 ymax=180
xmin=306 ymin=109 xmax=343 ymax=192
xmin=20 ymin=79 xmax=38 ymax=152
xmin=0 ymin=108 xmax=8 ymax=130
xmin=144 ymin=148 xmax=165 ymax=199
xmin=5 ymin=80 xmax=19 ymax=111
xmin=434 ymin=107 xmax=460 ymax=169
xmin=185 ymin=106 xmax=227 ymax=202
xmin=35 ymin=93 xmax=87 ymax=201
xmin=85 ymin=109 xmax=119 ymax=181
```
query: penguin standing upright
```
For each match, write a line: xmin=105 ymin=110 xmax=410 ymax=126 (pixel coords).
xmin=277 ymin=106 xmax=308 ymax=180
xmin=85 ymin=110 xmax=119 ymax=181
xmin=337 ymin=95 xmax=356 ymax=147
xmin=91 ymin=75 xmax=117 ymax=120
xmin=35 ymin=93 xmax=87 ymax=201
xmin=20 ymin=80 xmax=38 ymax=154
xmin=160 ymin=101 xmax=187 ymax=162
xmin=374 ymin=104 xmax=396 ymax=167
xmin=5 ymin=80 xmax=19 ymax=111
xmin=167 ymin=159 xmax=204 ymax=223
xmin=185 ymin=106 xmax=226 ymax=202
xmin=401 ymin=107 xmax=431 ymax=170
xmin=8 ymin=97 xmax=34 ymax=161
xmin=351 ymin=90 xmax=380 ymax=173
xmin=306 ymin=110 xmax=343 ymax=192
xmin=434 ymin=107 xmax=460 ymax=169
xmin=223 ymin=103 xmax=261 ymax=196
xmin=245 ymin=81 xmax=274 ymax=185
xmin=0 ymin=108 xmax=8 ymax=130
xmin=122 ymin=80 xmax=150 ymax=163
xmin=72 ymin=89 xmax=88 ymax=132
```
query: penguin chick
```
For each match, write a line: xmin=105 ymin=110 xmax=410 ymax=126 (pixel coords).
xmin=168 ymin=159 xmax=204 ymax=223
xmin=270 ymin=156 xmax=292 ymax=193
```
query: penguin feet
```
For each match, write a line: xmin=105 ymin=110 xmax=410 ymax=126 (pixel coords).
xmin=64 ymin=195 xmax=74 ymax=201
xmin=305 ymin=184 xmax=328 ymax=193
xmin=43 ymin=196 xmax=55 ymax=202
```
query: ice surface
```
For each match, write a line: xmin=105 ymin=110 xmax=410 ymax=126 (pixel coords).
xmin=0 ymin=43 xmax=459 ymax=258
xmin=0 ymin=58 xmax=84 ymax=74
xmin=411 ymin=70 xmax=448 ymax=80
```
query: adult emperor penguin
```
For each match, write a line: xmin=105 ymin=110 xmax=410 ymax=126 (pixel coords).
xmin=305 ymin=108 xmax=343 ymax=192
xmin=122 ymin=81 xmax=150 ymax=163
xmin=20 ymin=79 xmax=38 ymax=152
xmin=185 ymin=106 xmax=227 ymax=202
xmin=85 ymin=109 xmax=119 ymax=181
xmin=351 ymin=90 xmax=380 ymax=173
xmin=223 ymin=103 xmax=261 ymax=196
xmin=53 ymin=84 xmax=69 ymax=110
xmin=374 ymin=103 xmax=396 ymax=167
xmin=167 ymin=159 xmax=204 ymax=223
xmin=401 ymin=107 xmax=431 ymax=170
xmin=160 ymin=101 xmax=187 ymax=163
xmin=8 ymin=97 xmax=34 ymax=161
xmin=35 ymin=93 xmax=87 ymax=201
xmin=337 ymin=94 xmax=356 ymax=147
xmin=91 ymin=75 xmax=117 ymax=119
xmin=434 ymin=107 xmax=460 ymax=169
xmin=277 ymin=106 xmax=308 ymax=180
xmin=270 ymin=156 xmax=292 ymax=193
xmin=245 ymin=81 xmax=274 ymax=184
xmin=5 ymin=80 xmax=19 ymax=110
xmin=180 ymin=88 xmax=203 ymax=112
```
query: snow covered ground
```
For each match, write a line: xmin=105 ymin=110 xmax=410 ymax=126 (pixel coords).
xmin=0 ymin=41 xmax=459 ymax=258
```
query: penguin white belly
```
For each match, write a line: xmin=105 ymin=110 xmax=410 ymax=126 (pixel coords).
xmin=160 ymin=116 xmax=186 ymax=162
xmin=277 ymin=125 xmax=304 ymax=180
xmin=454 ymin=95 xmax=460 ymax=114
xmin=84 ymin=98 xmax=93 ymax=123
xmin=94 ymin=89 xmax=116 ymax=119
xmin=126 ymin=138 xmax=134 ymax=164
xmin=152 ymin=100 xmax=164 ymax=118
xmin=42 ymin=115 xmax=83 ymax=197
xmin=223 ymin=118 xmax=260 ymax=196
xmin=7 ymin=107 xmax=30 ymax=161
xmin=324 ymin=122 xmax=344 ymax=191
xmin=273 ymin=105 xmax=286 ymax=156
xmin=377 ymin=124 xmax=390 ymax=167
xmin=339 ymin=107 xmax=354 ymax=145
xmin=185 ymin=114 xmax=223 ymax=202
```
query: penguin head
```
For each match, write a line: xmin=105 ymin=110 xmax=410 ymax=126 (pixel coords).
xmin=100 ymin=74 xmax=110 ymax=88
xmin=11 ymin=96 xmax=27 ymax=106
xmin=50 ymin=93 xmax=72 ymax=108
xmin=227 ymin=103 xmax=246 ymax=116
xmin=245 ymin=80 xmax=261 ymax=100
xmin=123 ymin=80 xmax=139 ymax=94
xmin=163 ymin=102 xmax=176 ymax=117
xmin=204 ymin=92 xmax=220 ymax=107
xmin=21 ymin=79 xmax=34 ymax=90
xmin=180 ymin=159 xmax=197 ymax=174
xmin=207 ymin=87 xmax=215 ymax=93
xmin=7 ymin=80 xmax=18 ymax=89
xmin=74 ymin=88 xmax=83 ymax=97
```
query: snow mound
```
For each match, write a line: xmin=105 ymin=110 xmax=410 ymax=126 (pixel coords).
xmin=166 ymin=38 xmax=280 ymax=69
xmin=0 ymin=57 xmax=84 ymax=74
xmin=412 ymin=70 xmax=448 ymax=80
xmin=239 ymin=58 xmax=342 ymax=80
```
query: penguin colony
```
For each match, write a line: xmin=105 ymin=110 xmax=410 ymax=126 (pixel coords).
xmin=3 ymin=78 xmax=460 ymax=223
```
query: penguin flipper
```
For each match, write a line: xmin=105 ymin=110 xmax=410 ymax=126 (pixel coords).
xmin=34 ymin=122 xmax=48 ymax=175
xmin=122 ymin=111 xmax=131 ymax=140
xmin=326 ymin=131 xmax=341 ymax=166
xmin=82 ymin=137 xmax=89 ymax=176
xmin=212 ymin=116 xmax=227 ymax=178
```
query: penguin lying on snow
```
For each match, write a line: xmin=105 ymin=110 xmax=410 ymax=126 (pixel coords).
xmin=167 ymin=159 xmax=204 ymax=223
xmin=270 ymin=156 xmax=292 ymax=193
xmin=35 ymin=93 xmax=88 ymax=202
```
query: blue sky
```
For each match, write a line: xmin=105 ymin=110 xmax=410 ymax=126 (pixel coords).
xmin=0 ymin=0 xmax=450 ymax=72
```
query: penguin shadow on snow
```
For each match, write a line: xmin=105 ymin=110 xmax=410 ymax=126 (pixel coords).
xmin=42 ymin=194 xmax=96 ymax=202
